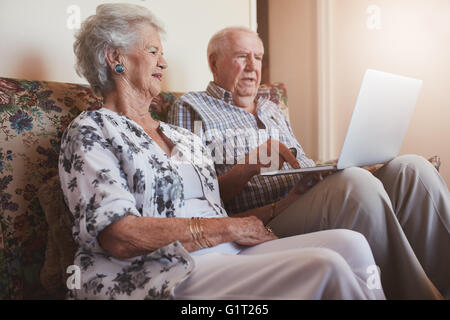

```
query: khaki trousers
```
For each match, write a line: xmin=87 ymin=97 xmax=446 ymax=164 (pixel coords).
xmin=268 ymin=154 xmax=450 ymax=300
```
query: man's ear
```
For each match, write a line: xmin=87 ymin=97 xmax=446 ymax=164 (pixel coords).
xmin=208 ymin=53 xmax=218 ymax=77
xmin=105 ymin=48 xmax=122 ymax=72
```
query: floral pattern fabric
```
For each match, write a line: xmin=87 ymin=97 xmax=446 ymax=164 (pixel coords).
xmin=0 ymin=77 xmax=102 ymax=299
xmin=58 ymin=108 xmax=226 ymax=299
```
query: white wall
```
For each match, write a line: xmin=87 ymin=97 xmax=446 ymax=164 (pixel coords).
xmin=0 ymin=0 xmax=255 ymax=92
xmin=329 ymin=0 xmax=450 ymax=185
xmin=269 ymin=0 xmax=450 ymax=185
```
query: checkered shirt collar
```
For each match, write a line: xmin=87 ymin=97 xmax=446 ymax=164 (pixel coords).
xmin=206 ymin=82 xmax=271 ymax=107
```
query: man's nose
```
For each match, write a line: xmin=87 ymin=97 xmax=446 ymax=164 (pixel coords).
xmin=245 ymin=56 xmax=256 ymax=70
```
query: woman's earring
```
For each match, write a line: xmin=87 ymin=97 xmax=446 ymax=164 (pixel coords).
xmin=114 ymin=64 xmax=125 ymax=74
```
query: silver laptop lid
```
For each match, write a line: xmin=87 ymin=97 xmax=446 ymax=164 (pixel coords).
xmin=336 ymin=69 xmax=422 ymax=169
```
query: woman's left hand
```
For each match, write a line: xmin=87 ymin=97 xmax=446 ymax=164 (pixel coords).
xmin=231 ymin=216 xmax=278 ymax=246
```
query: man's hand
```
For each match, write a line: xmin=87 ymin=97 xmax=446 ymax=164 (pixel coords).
xmin=243 ymin=138 xmax=300 ymax=175
xmin=219 ymin=139 xmax=300 ymax=204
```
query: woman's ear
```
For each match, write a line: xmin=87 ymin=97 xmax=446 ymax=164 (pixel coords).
xmin=105 ymin=48 xmax=122 ymax=72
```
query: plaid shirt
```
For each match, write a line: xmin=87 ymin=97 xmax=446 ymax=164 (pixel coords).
xmin=168 ymin=82 xmax=315 ymax=214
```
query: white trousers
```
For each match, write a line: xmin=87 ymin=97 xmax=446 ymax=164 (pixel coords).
xmin=268 ymin=155 xmax=449 ymax=300
xmin=174 ymin=229 xmax=386 ymax=300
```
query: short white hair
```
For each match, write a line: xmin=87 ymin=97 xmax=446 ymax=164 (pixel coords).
xmin=207 ymin=26 xmax=263 ymax=72
xmin=73 ymin=3 xmax=165 ymax=96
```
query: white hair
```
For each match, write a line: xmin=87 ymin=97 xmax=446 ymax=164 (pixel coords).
xmin=207 ymin=26 xmax=263 ymax=72
xmin=73 ymin=3 xmax=165 ymax=96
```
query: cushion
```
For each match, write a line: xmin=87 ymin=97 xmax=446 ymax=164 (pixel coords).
xmin=37 ymin=175 xmax=76 ymax=299
xmin=259 ymin=82 xmax=289 ymax=121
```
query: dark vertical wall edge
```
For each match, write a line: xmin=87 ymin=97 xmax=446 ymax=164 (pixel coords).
xmin=257 ymin=0 xmax=270 ymax=84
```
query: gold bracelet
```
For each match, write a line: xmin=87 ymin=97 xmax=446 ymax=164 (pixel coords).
xmin=189 ymin=218 xmax=204 ymax=249
xmin=188 ymin=218 xmax=196 ymax=242
xmin=193 ymin=218 xmax=206 ymax=248
xmin=189 ymin=217 xmax=213 ymax=249
xmin=264 ymin=202 xmax=277 ymax=226
xmin=270 ymin=202 xmax=276 ymax=220
xmin=196 ymin=218 xmax=213 ymax=248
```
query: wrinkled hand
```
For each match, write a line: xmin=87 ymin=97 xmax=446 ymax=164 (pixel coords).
xmin=233 ymin=216 xmax=278 ymax=246
xmin=242 ymin=138 xmax=300 ymax=176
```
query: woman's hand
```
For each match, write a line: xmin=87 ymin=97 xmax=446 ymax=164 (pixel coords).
xmin=99 ymin=215 xmax=276 ymax=259
xmin=230 ymin=216 xmax=278 ymax=246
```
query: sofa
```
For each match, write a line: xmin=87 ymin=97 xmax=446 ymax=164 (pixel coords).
xmin=0 ymin=76 xmax=293 ymax=299
xmin=0 ymin=76 xmax=440 ymax=299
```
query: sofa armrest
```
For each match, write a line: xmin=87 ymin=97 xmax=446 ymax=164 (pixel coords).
xmin=361 ymin=156 xmax=441 ymax=174
xmin=316 ymin=156 xmax=441 ymax=174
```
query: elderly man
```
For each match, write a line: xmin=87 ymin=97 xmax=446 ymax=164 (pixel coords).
xmin=168 ymin=26 xmax=450 ymax=299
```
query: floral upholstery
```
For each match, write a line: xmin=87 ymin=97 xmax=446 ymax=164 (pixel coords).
xmin=0 ymin=78 xmax=101 ymax=299
xmin=0 ymin=77 xmax=288 ymax=299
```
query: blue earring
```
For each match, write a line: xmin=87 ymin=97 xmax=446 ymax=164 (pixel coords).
xmin=115 ymin=64 xmax=125 ymax=74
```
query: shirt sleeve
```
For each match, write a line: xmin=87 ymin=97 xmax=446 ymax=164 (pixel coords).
xmin=58 ymin=116 xmax=141 ymax=250
xmin=168 ymin=97 xmax=201 ymax=135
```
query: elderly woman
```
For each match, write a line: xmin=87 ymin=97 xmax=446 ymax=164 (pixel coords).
xmin=59 ymin=3 xmax=385 ymax=300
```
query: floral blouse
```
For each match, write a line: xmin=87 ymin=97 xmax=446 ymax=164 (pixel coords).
xmin=58 ymin=107 xmax=227 ymax=299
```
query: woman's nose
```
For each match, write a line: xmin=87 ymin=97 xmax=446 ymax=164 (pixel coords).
xmin=159 ymin=56 xmax=168 ymax=69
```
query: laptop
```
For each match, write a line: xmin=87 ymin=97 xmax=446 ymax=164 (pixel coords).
xmin=261 ymin=69 xmax=423 ymax=176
